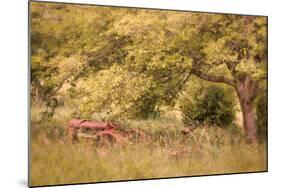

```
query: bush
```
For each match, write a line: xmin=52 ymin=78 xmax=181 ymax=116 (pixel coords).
xmin=180 ymin=85 xmax=235 ymax=127
xmin=131 ymin=94 xmax=160 ymax=119
xmin=255 ymin=93 xmax=267 ymax=141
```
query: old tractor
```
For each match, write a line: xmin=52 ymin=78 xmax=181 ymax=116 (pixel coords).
xmin=67 ymin=119 xmax=146 ymax=145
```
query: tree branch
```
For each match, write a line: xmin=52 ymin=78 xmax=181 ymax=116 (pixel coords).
xmin=225 ymin=61 xmax=239 ymax=76
xmin=166 ymin=70 xmax=193 ymax=104
xmin=191 ymin=69 xmax=236 ymax=87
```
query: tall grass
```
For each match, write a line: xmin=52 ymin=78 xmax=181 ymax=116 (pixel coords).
xmin=31 ymin=139 xmax=266 ymax=186
xmin=30 ymin=108 xmax=267 ymax=186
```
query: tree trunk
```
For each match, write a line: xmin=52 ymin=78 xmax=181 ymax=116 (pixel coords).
xmin=239 ymin=95 xmax=257 ymax=142
xmin=236 ymin=77 xmax=258 ymax=142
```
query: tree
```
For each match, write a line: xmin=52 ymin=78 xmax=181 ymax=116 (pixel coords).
xmin=187 ymin=15 xmax=267 ymax=141
xmin=114 ymin=12 xmax=267 ymax=141
xmin=30 ymin=3 xmax=132 ymax=117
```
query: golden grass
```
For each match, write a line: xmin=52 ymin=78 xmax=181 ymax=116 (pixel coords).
xmin=30 ymin=119 xmax=267 ymax=186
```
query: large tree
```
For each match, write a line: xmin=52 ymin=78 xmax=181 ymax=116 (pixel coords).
xmin=185 ymin=15 xmax=267 ymax=142
xmin=114 ymin=11 xmax=267 ymax=141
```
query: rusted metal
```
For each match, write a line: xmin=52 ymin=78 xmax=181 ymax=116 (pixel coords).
xmin=66 ymin=118 xmax=158 ymax=146
xmin=67 ymin=126 xmax=78 ymax=143
xmin=96 ymin=130 xmax=127 ymax=145
xmin=68 ymin=119 xmax=86 ymax=127
xmin=80 ymin=121 xmax=108 ymax=129
xmin=67 ymin=119 xmax=127 ymax=145
xmin=68 ymin=119 xmax=119 ymax=129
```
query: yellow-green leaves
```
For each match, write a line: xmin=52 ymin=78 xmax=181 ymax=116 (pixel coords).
xmin=30 ymin=2 xmax=267 ymax=120
xmin=203 ymin=38 xmax=238 ymax=64
xmin=69 ymin=65 xmax=155 ymax=119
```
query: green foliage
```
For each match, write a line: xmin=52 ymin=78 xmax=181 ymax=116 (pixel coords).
xmin=255 ymin=93 xmax=268 ymax=140
xmin=180 ymin=84 xmax=236 ymax=127
xmin=67 ymin=65 xmax=158 ymax=120
xmin=30 ymin=1 xmax=267 ymax=140
xmin=30 ymin=3 xmax=132 ymax=117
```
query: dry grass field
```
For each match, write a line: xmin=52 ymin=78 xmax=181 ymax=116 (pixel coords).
xmin=30 ymin=108 xmax=266 ymax=186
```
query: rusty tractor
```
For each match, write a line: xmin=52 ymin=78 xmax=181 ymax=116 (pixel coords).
xmin=67 ymin=119 xmax=146 ymax=145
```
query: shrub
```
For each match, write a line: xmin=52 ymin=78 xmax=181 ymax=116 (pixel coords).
xmin=180 ymin=85 xmax=235 ymax=127
xmin=255 ymin=93 xmax=267 ymax=141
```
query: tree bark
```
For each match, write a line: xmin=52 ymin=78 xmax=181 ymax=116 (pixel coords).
xmin=235 ymin=76 xmax=258 ymax=142
xmin=237 ymin=92 xmax=257 ymax=141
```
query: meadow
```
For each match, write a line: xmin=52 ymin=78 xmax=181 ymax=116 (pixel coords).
xmin=30 ymin=107 xmax=267 ymax=186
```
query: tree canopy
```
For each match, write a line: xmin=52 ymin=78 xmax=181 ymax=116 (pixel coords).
xmin=30 ymin=2 xmax=267 ymax=141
